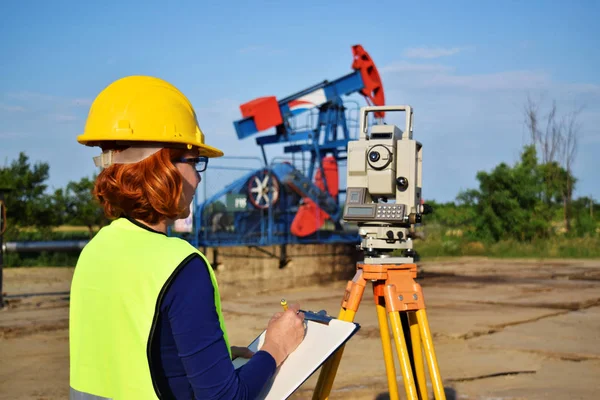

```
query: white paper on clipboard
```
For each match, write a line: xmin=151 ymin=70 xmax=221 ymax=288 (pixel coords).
xmin=232 ymin=318 xmax=360 ymax=400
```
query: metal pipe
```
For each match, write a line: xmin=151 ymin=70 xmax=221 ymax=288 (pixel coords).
xmin=0 ymin=191 xmax=5 ymax=308
xmin=2 ymin=240 xmax=89 ymax=253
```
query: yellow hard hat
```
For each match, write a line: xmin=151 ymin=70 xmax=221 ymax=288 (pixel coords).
xmin=77 ymin=76 xmax=224 ymax=158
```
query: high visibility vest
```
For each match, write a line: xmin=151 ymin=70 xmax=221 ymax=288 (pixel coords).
xmin=69 ymin=218 xmax=230 ymax=399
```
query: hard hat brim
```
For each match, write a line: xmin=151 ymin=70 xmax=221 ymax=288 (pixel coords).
xmin=77 ymin=136 xmax=225 ymax=158
xmin=197 ymin=142 xmax=224 ymax=158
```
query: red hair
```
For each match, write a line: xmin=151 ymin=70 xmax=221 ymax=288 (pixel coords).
xmin=93 ymin=148 xmax=187 ymax=224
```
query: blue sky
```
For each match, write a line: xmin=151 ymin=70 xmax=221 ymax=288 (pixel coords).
xmin=1 ymin=0 xmax=599 ymax=203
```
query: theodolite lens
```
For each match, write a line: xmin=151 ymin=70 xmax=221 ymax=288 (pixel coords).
xmin=396 ymin=177 xmax=409 ymax=191
xmin=369 ymin=151 xmax=380 ymax=162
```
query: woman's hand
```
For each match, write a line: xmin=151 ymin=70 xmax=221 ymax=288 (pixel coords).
xmin=231 ymin=346 xmax=255 ymax=360
xmin=260 ymin=303 xmax=306 ymax=367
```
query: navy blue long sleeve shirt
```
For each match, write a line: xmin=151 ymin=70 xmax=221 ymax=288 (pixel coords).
xmin=150 ymin=254 xmax=276 ymax=399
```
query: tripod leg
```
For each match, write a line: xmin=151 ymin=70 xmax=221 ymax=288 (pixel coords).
xmin=408 ymin=312 xmax=428 ymax=400
xmin=311 ymin=307 xmax=353 ymax=400
xmin=401 ymin=312 xmax=421 ymax=398
xmin=313 ymin=271 xmax=366 ymax=400
xmin=388 ymin=311 xmax=419 ymax=400
xmin=416 ymin=309 xmax=446 ymax=400
xmin=376 ymin=300 xmax=400 ymax=400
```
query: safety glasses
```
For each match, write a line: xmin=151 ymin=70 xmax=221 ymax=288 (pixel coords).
xmin=175 ymin=156 xmax=209 ymax=173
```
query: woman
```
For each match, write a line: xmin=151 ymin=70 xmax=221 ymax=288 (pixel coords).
xmin=69 ymin=76 xmax=306 ymax=399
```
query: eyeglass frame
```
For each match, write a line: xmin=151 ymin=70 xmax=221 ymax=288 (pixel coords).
xmin=174 ymin=156 xmax=209 ymax=173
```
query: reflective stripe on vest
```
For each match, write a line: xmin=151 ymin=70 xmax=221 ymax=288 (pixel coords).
xmin=70 ymin=387 xmax=111 ymax=400
xmin=70 ymin=218 xmax=230 ymax=399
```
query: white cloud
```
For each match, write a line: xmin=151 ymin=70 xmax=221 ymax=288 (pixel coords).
xmin=519 ymin=40 xmax=535 ymax=50
xmin=403 ymin=46 xmax=471 ymax=59
xmin=71 ymin=98 xmax=92 ymax=107
xmin=0 ymin=131 xmax=21 ymax=139
xmin=237 ymin=45 xmax=284 ymax=56
xmin=555 ymin=82 xmax=600 ymax=96
xmin=192 ymin=97 xmax=251 ymax=149
xmin=383 ymin=62 xmax=600 ymax=96
xmin=381 ymin=62 xmax=552 ymax=91
xmin=7 ymin=91 xmax=57 ymax=102
xmin=0 ymin=103 xmax=25 ymax=112
xmin=52 ymin=114 xmax=78 ymax=122
xmin=238 ymin=45 xmax=264 ymax=54
xmin=425 ymin=70 xmax=551 ymax=91
xmin=380 ymin=62 xmax=453 ymax=74
xmin=194 ymin=98 xmax=240 ymax=115
xmin=582 ymin=133 xmax=600 ymax=144
xmin=1 ymin=91 xmax=90 ymax=125
xmin=375 ymin=57 xmax=600 ymax=201
xmin=6 ymin=92 xmax=92 ymax=107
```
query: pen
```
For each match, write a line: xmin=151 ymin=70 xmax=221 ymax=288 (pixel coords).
xmin=280 ymin=299 xmax=288 ymax=312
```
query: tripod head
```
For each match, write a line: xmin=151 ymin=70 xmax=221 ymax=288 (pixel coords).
xmin=343 ymin=105 xmax=432 ymax=264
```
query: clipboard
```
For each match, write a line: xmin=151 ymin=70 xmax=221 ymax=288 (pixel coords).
xmin=232 ymin=311 xmax=360 ymax=400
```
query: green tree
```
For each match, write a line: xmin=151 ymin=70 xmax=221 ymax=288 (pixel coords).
xmin=423 ymin=200 xmax=477 ymax=232
xmin=524 ymin=96 xmax=582 ymax=232
xmin=571 ymin=196 xmax=599 ymax=237
xmin=460 ymin=145 xmax=550 ymax=241
xmin=51 ymin=188 xmax=70 ymax=225
xmin=64 ymin=175 xmax=106 ymax=238
xmin=0 ymin=152 xmax=58 ymax=228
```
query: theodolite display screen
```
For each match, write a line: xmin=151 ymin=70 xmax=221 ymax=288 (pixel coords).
xmin=345 ymin=206 xmax=375 ymax=217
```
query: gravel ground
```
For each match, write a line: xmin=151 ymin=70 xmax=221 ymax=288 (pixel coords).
xmin=1 ymin=257 xmax=599 ymax=400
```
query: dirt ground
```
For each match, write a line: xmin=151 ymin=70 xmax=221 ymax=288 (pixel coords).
xmin=1 ymin=257 xmax=599 ymax=400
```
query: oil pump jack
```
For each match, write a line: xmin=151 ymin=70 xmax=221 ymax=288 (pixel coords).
xmin=192 ymin=45 xmax=386 ymax=251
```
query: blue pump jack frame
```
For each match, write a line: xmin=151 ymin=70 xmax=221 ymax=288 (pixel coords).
xmin=178 ymin=70 xmax=369 ymax=249
xmin=233 ymin=70 xmax=365 ymax=217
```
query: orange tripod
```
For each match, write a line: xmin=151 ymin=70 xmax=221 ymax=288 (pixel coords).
xmin=311 ymin=262 xmax=446 ymax=400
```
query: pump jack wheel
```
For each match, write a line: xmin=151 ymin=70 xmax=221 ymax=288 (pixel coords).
xmin=247 ymin=169 xmax=280 ymax=209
